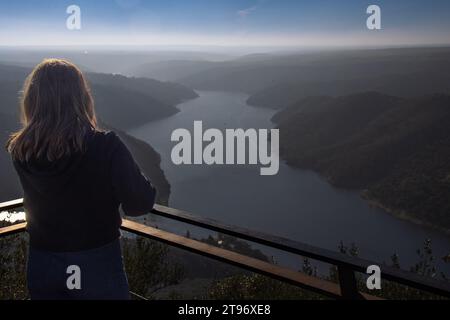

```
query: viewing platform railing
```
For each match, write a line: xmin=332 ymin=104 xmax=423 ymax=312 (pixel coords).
xmin=1 ymin=198 xmax=450 ymax=300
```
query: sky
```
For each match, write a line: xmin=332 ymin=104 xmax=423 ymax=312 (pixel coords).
xmin=1 ymin=0 xmax=450 ymax=48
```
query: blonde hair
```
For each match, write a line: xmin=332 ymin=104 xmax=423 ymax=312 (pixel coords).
xmin=7 ymin=59 xmax=98 ymax=162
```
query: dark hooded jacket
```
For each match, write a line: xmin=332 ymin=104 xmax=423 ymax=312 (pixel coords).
xmin=13 ymin=131 xmax=156 ymax=252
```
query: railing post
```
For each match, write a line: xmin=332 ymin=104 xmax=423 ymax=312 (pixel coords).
xmin=338 ymin=265 xmax=365 ymax=300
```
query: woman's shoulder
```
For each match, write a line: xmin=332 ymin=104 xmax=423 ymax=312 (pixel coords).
xmin=89 ymin=130 xmax=124 ymax=152
xmin=92 ymin=129 xmax=119 ymax=141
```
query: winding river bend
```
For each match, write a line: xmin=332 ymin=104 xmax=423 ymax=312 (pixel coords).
xmin=129 ymin=91 xmax=450 ymax=273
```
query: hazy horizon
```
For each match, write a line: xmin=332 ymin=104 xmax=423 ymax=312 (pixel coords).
xmin=1 ymin=1 xmax=450 ymax=48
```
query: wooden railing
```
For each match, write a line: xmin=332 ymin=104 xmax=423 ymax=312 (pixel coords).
xmin=1 ymin=198 xmax=450 ymax=300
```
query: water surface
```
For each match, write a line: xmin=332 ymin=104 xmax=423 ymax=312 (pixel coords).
xmin=129 ymin=91 xmax=450 ymax=273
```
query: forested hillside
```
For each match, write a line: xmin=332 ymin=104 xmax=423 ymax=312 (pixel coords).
xmin=272 ymin=92 xmax=450 ymax=231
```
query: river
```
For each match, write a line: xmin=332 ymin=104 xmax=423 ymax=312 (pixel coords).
xmin=129 ymin=91 xmax=450 ymax=274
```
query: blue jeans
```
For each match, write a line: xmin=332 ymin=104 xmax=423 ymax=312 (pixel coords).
xmin=27 ymin=239 xmax=130 ymax=300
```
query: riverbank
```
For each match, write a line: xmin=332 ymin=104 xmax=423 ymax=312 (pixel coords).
xmin=362 ymin=192 xmax=450 ymax=238
xmin=282 ymin=156 xmax=450 ymax=239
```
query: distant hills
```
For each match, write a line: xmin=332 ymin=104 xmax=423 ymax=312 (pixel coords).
xmin=0 ymin=64 xmax=198 ymax=130
xmin=0 ymin=49 xmax=233 ymax=75
xmin=87 ymin=72 xmax=198 ymax=107
xmin=272 ymin=92 xmax=450 ymax=231
xmin=247 ymin=70 xmax=450 ymax=109
xmin=125 ymin=47 xmax=450 ymax=109
xmin=0 ymin=63 xmax=198 ymax=204
xmin=129 ymin=60 xmax=219 ymax=82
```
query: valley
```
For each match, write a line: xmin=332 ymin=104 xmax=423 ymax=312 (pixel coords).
xmin=1 ymin=46 xmax=450 ymax=275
